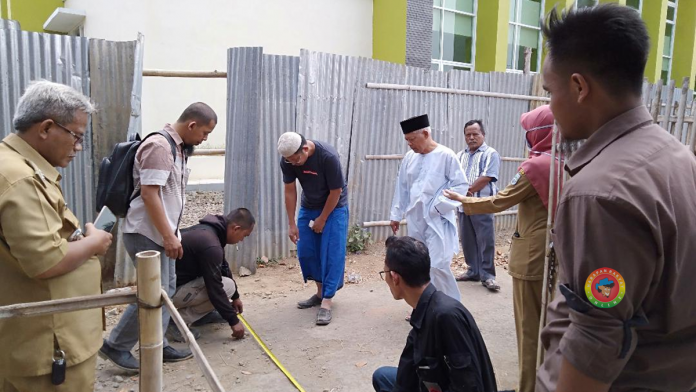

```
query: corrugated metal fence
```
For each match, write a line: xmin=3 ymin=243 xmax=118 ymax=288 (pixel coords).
xmin=224 ymin=47 xmax=694 ymax=272
xmin=1 ymin=20 xmax=142 ymax=286
xmin=0 ymin=21 xmax=94 ymax=224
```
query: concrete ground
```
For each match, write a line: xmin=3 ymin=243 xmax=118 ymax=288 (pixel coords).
xmin=96 ymin=244 xmax=518 ymax=392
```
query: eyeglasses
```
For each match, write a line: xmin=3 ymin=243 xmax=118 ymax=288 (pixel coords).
xmin=379 ymin=270 xmax=394 ymax=280
xmin=283 ymin=152 xmax=304 ymax=165
xmin=53 ymin=121 xmax=84 ymax=146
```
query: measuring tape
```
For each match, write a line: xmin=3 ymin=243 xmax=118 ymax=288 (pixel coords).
xmin=238 ymin=314 xmax=306 ymax=392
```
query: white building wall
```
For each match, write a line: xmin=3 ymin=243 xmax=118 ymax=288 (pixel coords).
xmin=65 ymin=0 xmax=373 ymax=180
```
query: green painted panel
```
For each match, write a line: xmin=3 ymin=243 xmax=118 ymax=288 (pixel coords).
xmin=373 ymin=0 xmax=407 ymax=64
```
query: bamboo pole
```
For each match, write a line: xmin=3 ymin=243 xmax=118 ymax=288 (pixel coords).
xmin=536 ymin=123 xmax=559 ymax=369
xmin=364 ymin=154 xmax=525 ymax=162
xmin=192 ymin=149 xmax=226 ymax=156
xmin=161 ymin=290 xmax=225 ymax=392
xmin=137 ymin=250 xmax=163 ymax=392
xmin=365 ymin=83 xmax=551 ymax=103
xmin=0 ymin=290 xmax=136 ymax=319
xmin=143 ymin=69 xmax=227 ymax=78
xmin=362 ymin=210 xmax=519 ymax=228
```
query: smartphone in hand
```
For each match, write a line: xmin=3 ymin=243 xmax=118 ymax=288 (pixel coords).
xmin=94 ymin=206 xmax=117 ymax=233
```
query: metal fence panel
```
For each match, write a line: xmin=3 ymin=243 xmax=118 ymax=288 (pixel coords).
xmin=89 ymin=36 xmax=142 ymax=286
xmin=226 ymin=48 xmax=695 ymax=266
xmin=0 ymin=25 xmax=93 ymax=224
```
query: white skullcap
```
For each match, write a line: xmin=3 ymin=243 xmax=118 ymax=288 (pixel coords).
xmin=277 ymin=132 xmax=303 ymax=157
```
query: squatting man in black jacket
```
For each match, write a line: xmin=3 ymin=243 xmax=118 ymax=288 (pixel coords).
xmin=169 ymin=208 xmax=255 ymax=340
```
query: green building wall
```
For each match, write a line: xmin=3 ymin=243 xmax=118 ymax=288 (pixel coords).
xmin=373 ymin=0 xmax=408 ymax=64
xmin=1 ymin=0 xmax=63 ymax=33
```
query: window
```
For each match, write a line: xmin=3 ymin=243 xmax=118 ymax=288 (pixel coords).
xmin=507 ymin=0 xmax=544 ymax=73
xmin=573 ymin=0 xmax=597 ymax=9
xmin=626 ymin=0 xmax=642 ymax=13
xmin=432 ymin=0 xmax=477 ymax=71
xmin=662 ymin=0 xmax=678 ymax=83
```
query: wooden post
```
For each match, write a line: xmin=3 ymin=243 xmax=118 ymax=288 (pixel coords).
xmin=137 ymin=250 xmax=163 ymax=392
xmin=650 ymin=81 xmax=663 ymax=123
xmin=523 ymin=47 xmax=532 ymax=75
xmin=674 ymin=78 xmax=690 ymax=142
xmin=662 ymin=79 xmax=676 ymax=131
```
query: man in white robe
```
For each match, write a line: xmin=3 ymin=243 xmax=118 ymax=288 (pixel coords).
xmin=390 ymin=114 xmax=469 ymax=301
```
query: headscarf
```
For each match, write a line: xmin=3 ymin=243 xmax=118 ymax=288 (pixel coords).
xmin=519 ymin=105 xmax=563 ymax=210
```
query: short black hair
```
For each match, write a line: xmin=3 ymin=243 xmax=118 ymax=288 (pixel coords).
xmin=226 ymin=208 xmax=255 ymax=230
xmin=464 ymin=119 xmax=485 ymax=136
xmin=542 ymin=4 xmax=649 ymax=97
xmin=385 ymin=236 xmax=430 ymax=287
xmin=178 ymin=102 xmax=218 ymax=125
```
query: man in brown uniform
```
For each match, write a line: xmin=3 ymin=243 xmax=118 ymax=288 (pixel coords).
xmin=445 ymin=105 xmax=560 ymax=392
xmin=536 ymin=5 xmax=696 ymax=392
xmin=0 ymin=81 xmax=113 ymax=391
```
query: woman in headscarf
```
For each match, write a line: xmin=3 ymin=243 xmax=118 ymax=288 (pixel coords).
xmin=444 ymin=104 xmax=562 ymax=392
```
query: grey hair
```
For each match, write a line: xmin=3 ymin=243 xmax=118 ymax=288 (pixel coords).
xmin=12 ymin=80 xmax=95 ymax=133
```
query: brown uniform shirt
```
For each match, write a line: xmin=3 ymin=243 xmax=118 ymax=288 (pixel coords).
xmin=461 ymin=172 xmax=548 ymax=280
xmin=536 ymin=106 xmax=696 ymax=391
xmin=0 ymin=134 xmax=102 ymax=377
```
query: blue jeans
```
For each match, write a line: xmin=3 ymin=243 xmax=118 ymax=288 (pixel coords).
xmin=107 ymin=233 xmax=176 ymax=351
xmin=372 ymin=366 xmax=398 ymax=392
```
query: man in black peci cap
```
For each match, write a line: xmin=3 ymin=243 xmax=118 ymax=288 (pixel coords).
xmin=389 ymin=114 xmax=469 ymax=302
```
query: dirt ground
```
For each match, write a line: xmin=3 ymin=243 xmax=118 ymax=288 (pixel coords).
xmin=95 ymin=193 xmax=519 ymax=392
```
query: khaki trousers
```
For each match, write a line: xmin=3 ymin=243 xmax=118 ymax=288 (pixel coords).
xmin=172 ymin=276 xmax=237 ymax=325
xmin=1 ymin=354 xmax=97 ymax=392
xmin=513 ymin=278 xmax=543 ymax=392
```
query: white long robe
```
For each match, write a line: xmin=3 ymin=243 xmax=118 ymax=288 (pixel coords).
xmin=390 ymin=144 xmax=469 ymax=301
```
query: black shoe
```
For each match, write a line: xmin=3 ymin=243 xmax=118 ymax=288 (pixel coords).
xmin=99 ymin=339 xmax=139 ymax=373
xmin=165 ymin=321 xmax=201 ymax=343
xmin=191 ymin=310 xmax=227 ymax=326
xmin=163 ymin=345 xmax=193 ymax=362
xmin=297 ymin=294 xmax=322 ymax=309
xmin=456 ymin=273 xmax=479 ymax=282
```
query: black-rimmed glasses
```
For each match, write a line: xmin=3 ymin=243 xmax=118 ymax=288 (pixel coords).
xmin=53 ymin=121 xmax=84 ymax=146
xmin=379 ymin=270 xmax=394 ymax=280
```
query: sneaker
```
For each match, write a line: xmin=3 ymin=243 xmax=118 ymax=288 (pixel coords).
xmin=482 ymin=279 xmax=501 ymax=291
xmin=191 ymin=310 xmax=227 ymax=326
xmin=99 ymin=339 xmax=139 ymax=373
xmin=297 ymin=294 xmax=322 ymax=309
xmin=163 ymin=345 xmax=193 ymax=362
xmin=165 ymin=321 xmax=201 ymax=343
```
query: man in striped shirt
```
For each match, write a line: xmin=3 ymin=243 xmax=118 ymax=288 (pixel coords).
xmin=455 ymin=120 xmax=501 ymax=291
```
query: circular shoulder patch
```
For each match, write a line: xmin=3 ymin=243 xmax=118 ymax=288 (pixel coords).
xmin=585 ymin=268 xmax=626 ymax=308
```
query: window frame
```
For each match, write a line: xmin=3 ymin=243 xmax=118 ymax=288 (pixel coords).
xmin=431 ymin=0 xmax=478 ymax=72
xmin=507 ymin=0 xmax=545 ymax=73
xmin=662 ymin=0 xmax=678 ymax=83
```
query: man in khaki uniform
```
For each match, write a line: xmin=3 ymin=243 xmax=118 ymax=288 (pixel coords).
xmin=445 ymin=105 xmax=559 ymax=392
xmin=537 ymin=5 xmax=696 ymax=391
xmin=0 ymin=81 xmax=113 ymax=391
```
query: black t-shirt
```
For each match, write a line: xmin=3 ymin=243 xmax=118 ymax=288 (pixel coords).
xmin=280 ymin=140 xmax=348 ymax=210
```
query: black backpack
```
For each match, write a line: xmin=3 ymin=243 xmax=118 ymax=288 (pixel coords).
xmin=96 ymin=130 xmax=178 ymax=218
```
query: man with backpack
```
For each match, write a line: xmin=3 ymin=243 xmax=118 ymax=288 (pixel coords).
xmin=99 ymin=103 xmax=217 ymax=372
